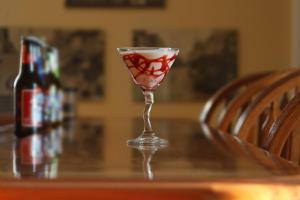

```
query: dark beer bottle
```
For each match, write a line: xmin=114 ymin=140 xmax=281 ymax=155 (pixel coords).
xmin=14 ymin=37 xmax=44 ymax=137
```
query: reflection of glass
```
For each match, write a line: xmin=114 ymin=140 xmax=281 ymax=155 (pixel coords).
xmin=12 ymin=127 xmax=63 ymax=179
xmin=118 ymin=47 xmax=179 ymax=146
xmin=128 ymin=144 xmax=167 ymax=180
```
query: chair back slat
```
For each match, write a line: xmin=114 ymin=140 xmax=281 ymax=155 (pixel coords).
xmin=234 ymin=70 xmax=300 ymax=141
xmin=263 ymin=93 xmax=300 ymax=156
xmin=201 ymin=69 xmax=300 ymax=161
xmin=200 ymin=72 xmax=271 ymax=127
xmin=217 ymin=71 xmax=292 ymax=133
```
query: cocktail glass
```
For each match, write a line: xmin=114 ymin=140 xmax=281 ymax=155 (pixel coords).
xmin=117 ymin=47 xmax=179 ymax=146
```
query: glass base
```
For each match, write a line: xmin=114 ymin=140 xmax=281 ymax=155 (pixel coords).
xmin=127 ymin=134 xmax=168 ymax=148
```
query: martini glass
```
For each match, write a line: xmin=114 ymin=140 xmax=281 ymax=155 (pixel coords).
xmin=117 ymin=47 xmax=179 ymax=146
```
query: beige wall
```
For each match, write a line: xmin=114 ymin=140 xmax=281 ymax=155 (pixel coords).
xmin=0 ymin=0 xmax=292 ymax=120
xmin=292 ymin=0 xmax=300 ymax=66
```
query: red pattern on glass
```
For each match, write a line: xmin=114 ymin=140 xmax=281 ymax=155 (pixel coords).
xmin=123 ymin=53 xmax=176 ymax=78
xmin=122 ymin=53 xmax=177 ymax=90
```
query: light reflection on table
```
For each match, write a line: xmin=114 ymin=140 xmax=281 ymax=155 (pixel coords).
xmin=0 ymin=118 xmax=297 ymax=180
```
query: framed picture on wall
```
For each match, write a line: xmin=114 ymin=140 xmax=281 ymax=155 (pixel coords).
xmin=0 ymin=27 xmax=105 ymax=100
xmin=65 ymin=0 xmax=166 ymax=8
xmin=133 ymin=29 xmax=238 ymax=102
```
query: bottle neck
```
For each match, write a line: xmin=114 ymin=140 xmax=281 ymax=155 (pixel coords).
xmin=19 ymin=43 xmax=35 ymax=74
xmin=47 ymin=48 xmax=60 ymax=79
xmin=52 ymin=66 xmax=60 ymax=79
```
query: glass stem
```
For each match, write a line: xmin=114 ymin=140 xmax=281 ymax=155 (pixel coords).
xmin=142 ymin=91 xmax=154 ymax=137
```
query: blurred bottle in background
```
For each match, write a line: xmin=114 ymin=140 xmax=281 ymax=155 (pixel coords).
xmin=14 ymin=37 xmax=44 ymax=137
xmin=44 ymin=47 xmax=59 ymax=127
xmin=35 ymin=41 xmax=48 ymax=130
xmin=13 ymin=37 xmax=65 ymax=177
xmin=45 ymin=46 xmax=64 ymax=127
xmin=50 ymin=47 xmax=64 ymax=124
xmin=14 ymin=36 xmax=65 ymax=137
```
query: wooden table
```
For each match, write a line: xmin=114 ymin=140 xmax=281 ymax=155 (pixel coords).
xmin=0 ymin=118 xmax=299 ymax=200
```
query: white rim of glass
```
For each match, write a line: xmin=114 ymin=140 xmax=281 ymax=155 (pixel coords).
xmin=117 ymin=47 xmax=179 ymax=52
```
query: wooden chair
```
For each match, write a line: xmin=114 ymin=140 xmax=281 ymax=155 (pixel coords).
xmin=233 ymin=70 xmax=300 ymax=140
xmin=217 ymin=70 xmax=295 ymax=134
xmin=200 ymin=69 xmax=296 ymax=134
xmin=231 ymin=70 xmax=300 ymax=160
xmin=201 ymin=69 xmax=300 ymax=161
xmin=262 ymin=93 xmax=300 ymax=162
xmin=200 ymin=123 xmax=300 ymax=173
xmin=200 ymin=71 xmax=271 ymax=128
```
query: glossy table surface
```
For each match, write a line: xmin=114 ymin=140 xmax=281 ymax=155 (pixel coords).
xmin=0 ymin=117 xmax=299 ymax=181
xmin=0 ymin=117 xmax=299 ymax=200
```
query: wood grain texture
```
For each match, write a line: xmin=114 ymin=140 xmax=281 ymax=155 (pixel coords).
xmin=0 ymin=115 xmax=13 ymax=125
xmin=218 ymin=70 xmax=294 ymax=133
xmin=264 ymin=93 xmax=300 ymax=156
xmin=234 ymin=70 xmax=300 ymax=139
xmin=200 ymin=71 xmax=271 ymax=126
xmin=200 ymin=69 xmax=300 ymax=160
xmin=0 ymin=180 xmax=299 ymax=200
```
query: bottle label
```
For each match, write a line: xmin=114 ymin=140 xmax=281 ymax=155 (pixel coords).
xmin=45 ymin=85 xmax=58 ymax=123
xmin=58 ymin=90 xmax=64 ymax=121
xmin=21 ymin=88 xmax=43 ymax=127
xmin=43 ymin=89 xmax=50 ymax=123
xmin=50 ymin=86 xmax=58 ymax=123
